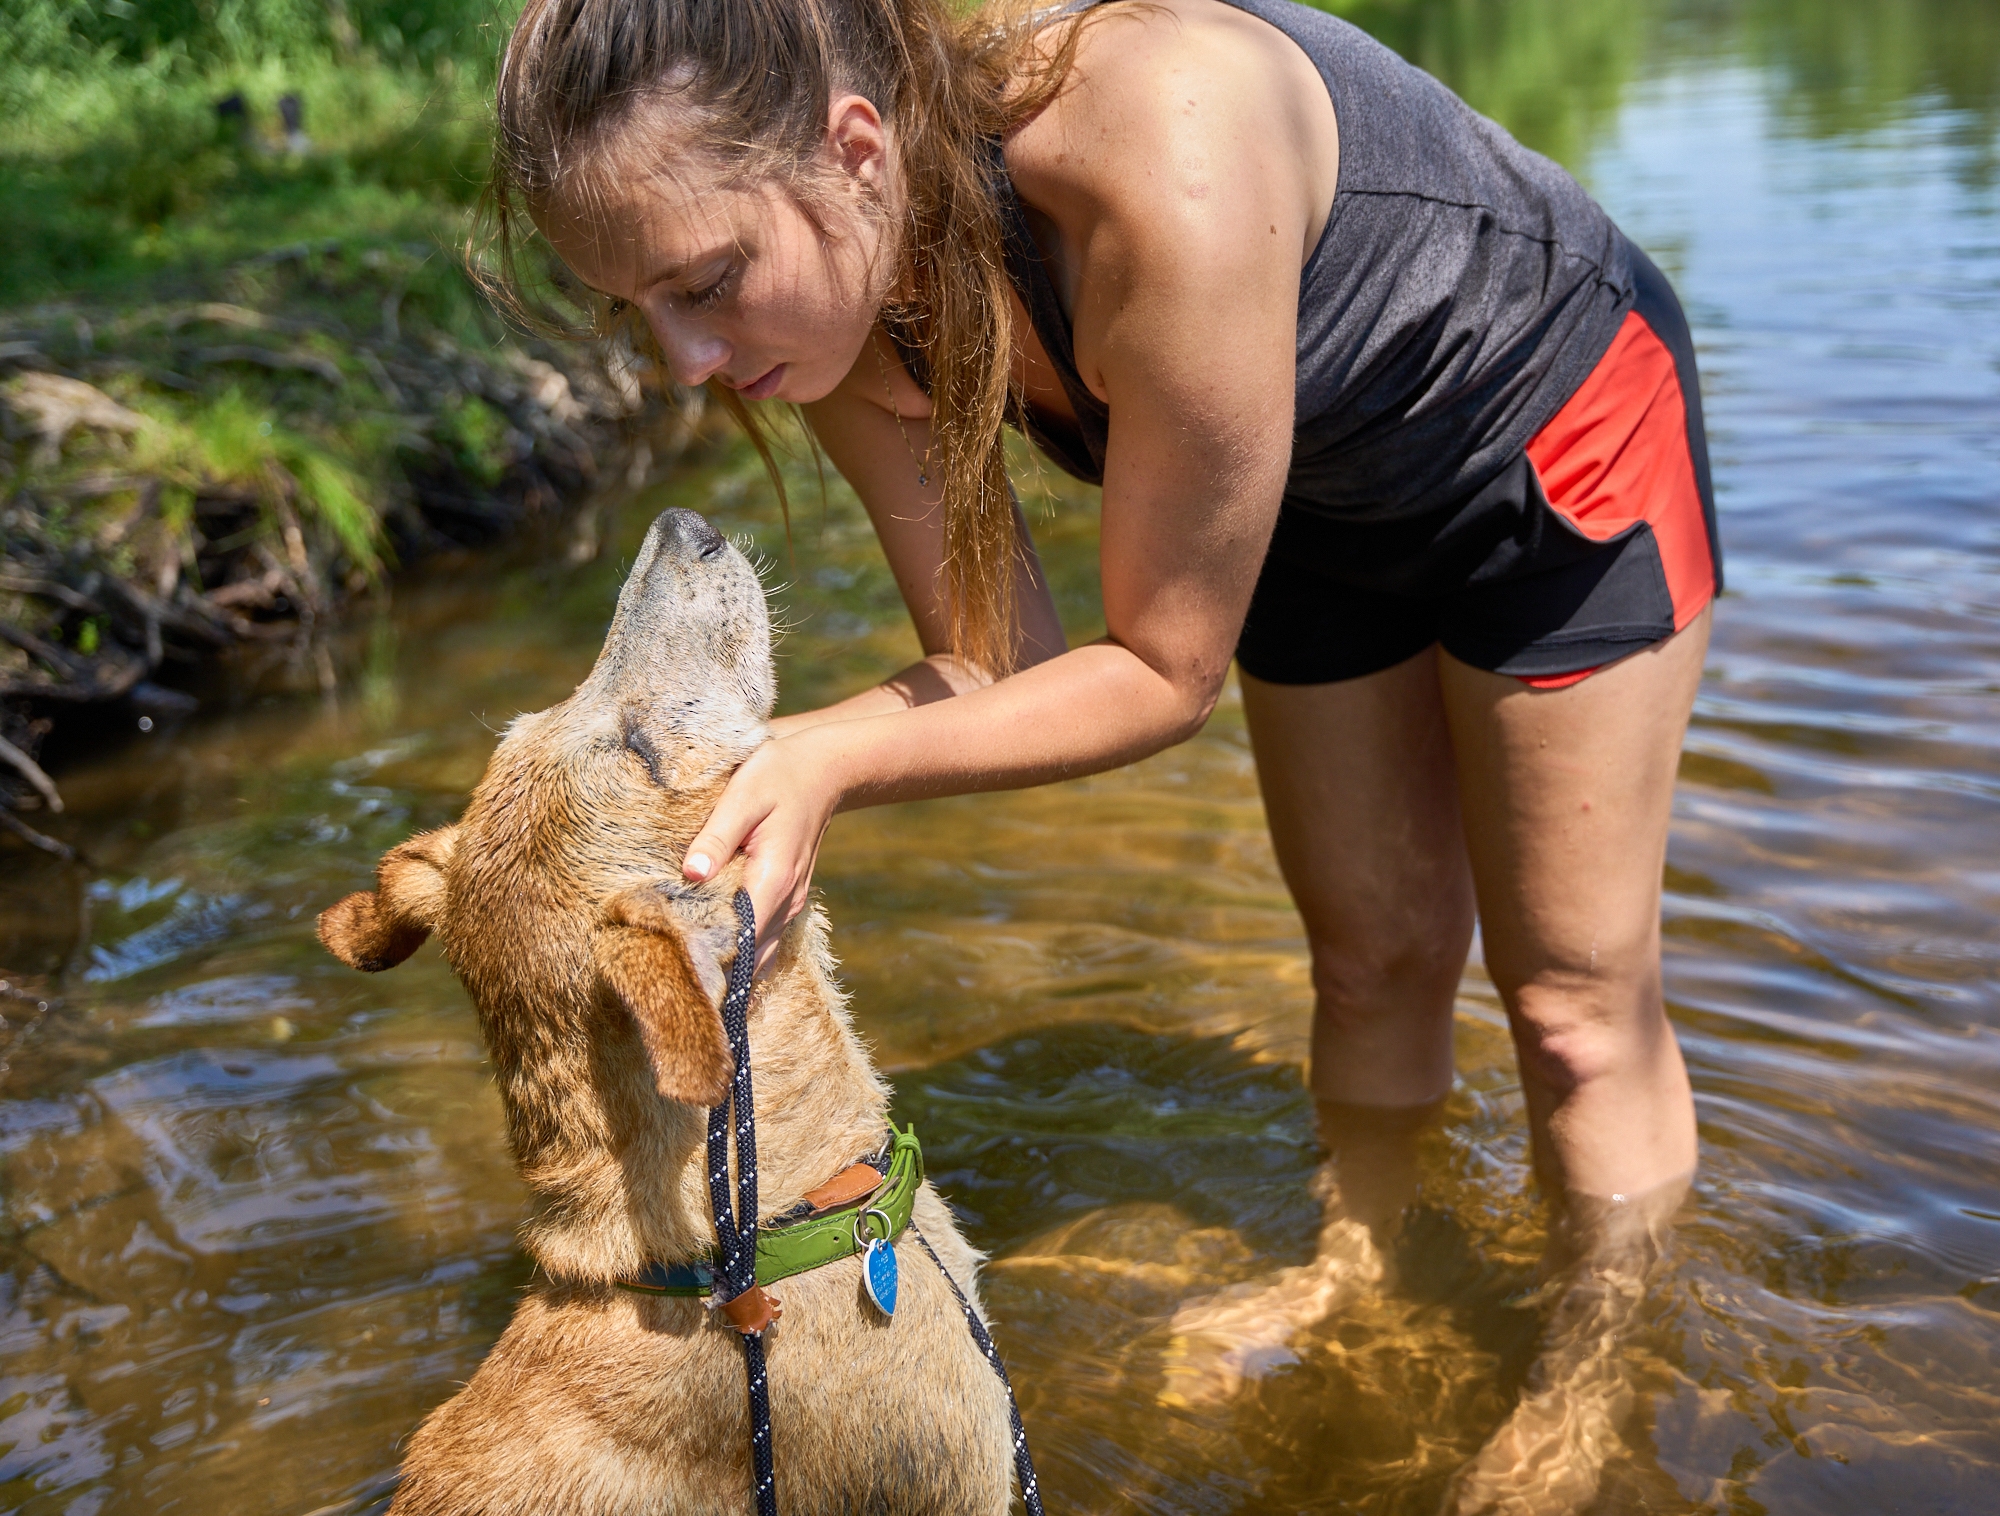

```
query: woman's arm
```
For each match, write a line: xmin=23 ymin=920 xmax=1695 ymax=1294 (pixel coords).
xmin=691 ymin=0 xmax=1324 ymax=957
xmin=774 ymin=342 xmax=1067 ymax=736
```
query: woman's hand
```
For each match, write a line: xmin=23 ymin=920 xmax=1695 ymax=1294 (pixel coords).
xmin=682 ymin=730 xmax=845 ymax=969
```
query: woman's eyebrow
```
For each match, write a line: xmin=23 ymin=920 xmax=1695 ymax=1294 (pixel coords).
xmin=649 ymin=243 xmax=737 ymax=284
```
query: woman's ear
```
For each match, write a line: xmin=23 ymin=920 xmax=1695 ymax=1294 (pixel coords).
xmin=826 ymin=92 xmax=889 ymax=189
xmin=318 ymin=826 xmax=460 ymax=972
xmin=595 ymin=885 xmax=738 ymax=1107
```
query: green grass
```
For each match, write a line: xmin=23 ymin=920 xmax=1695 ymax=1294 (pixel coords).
xmin=0 ymin=0 xmax=650 ymax=753
xmin=0 ymin=46 xmax=494 ymax=300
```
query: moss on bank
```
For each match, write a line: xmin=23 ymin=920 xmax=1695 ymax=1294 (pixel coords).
xmin=0 ymin=242 xmax=694 ymax=852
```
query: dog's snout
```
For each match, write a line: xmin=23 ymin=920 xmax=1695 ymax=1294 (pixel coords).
xmin=590 ymin=502 xmax=772 ymax=724
xmin=661 ymin=508 xmax=726 ymax=560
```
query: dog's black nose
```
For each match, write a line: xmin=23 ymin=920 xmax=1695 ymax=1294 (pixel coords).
xmin=660 ymin=508 xmax=726 ymax=560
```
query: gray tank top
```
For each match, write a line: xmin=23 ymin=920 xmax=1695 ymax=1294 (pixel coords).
xmin=998 ymin=0 xmax=1637 ymax=523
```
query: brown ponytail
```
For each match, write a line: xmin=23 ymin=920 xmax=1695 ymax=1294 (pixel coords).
xmin=482 ymin=0 xmax=1089 ymax=678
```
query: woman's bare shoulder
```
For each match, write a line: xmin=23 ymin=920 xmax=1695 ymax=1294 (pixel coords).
xmin=1006 ymin=0 xmax=1337 ymax=267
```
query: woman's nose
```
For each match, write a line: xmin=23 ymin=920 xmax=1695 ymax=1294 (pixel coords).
xmin=652 ymin=310 xmax=730 ymax=388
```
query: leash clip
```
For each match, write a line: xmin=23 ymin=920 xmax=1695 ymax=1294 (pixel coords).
xmin=717 ymin=1284 xmax=782 ymax=1337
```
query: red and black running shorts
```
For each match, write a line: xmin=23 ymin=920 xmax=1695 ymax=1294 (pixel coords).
xmin=1236 ymin=243 xmax=1721 ymax=689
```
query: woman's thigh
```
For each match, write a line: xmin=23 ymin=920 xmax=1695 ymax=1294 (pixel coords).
xmin=1241 ymin=648 xmax=1476 ymax=1106
xmin=1438 ymin=607 xmax=1709 ymax=1191
xmin=1440 ymin=607 xmax=1708 ymax=1005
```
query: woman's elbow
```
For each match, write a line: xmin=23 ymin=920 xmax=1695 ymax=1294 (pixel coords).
xmin=1168 ymin=668 xmax=1227 ymax=744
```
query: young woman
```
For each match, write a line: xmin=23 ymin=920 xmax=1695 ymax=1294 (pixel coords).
xmin=494 ymin=0 xmax=1717 ymax=1495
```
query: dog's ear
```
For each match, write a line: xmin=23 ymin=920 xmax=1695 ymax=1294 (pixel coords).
xmin=318 ymin=826 xmax=460 ymax=972
xmin=595 ymin=886 xmax=738 ymax=1107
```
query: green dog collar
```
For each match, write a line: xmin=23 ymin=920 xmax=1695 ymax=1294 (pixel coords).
xmin=619 ymin=1125 xmax=924 ymax=1298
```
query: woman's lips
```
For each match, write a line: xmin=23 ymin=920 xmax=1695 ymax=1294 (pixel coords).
xmin=733 ymin=364 xmax=785 ymax=401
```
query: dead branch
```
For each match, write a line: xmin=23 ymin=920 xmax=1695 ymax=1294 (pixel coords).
xmin=0 ymin=806 xmax=74 ymax=861
xmin=0 ymin=575 xmax=105 ymax=616
xmin=0 ymin=732 xmax=62 ymax=812
xmin=189 ymin=345 xmax=344 ymax=385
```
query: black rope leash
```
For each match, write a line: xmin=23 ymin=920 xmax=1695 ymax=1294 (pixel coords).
xmin=909 ymin=1224 xmax=1046 ymax=1516
xmin=707 ymin=890 xmax=1044 ymax=1516
xmin=710 ymin=889 xmax=776 ymax=1516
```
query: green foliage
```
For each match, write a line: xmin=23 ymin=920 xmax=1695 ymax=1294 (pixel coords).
xmin=296 ymin=450 xmax=384 ymax=568
xmin=437 ymin=394 xmax=510 ymax=488
xmin=0 ymin=0 xmax=513 ymax=298
xmin=1317 ymin=0 xmax=1657 ymax=168
xmin=3 ymin=0 xmax=510 ymax=74
xmin=129 ymin=386 xmax=389 ymax=575
xmin=344 ymin=88 xmax=494 ymax=205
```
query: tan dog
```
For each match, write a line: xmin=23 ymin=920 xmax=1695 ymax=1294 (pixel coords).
xmin=319 ymin=509 xmax=1014 ymax=1515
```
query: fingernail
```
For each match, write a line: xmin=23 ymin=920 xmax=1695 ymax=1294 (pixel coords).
xmin=685 ymin=852 xmax=711 ymax=879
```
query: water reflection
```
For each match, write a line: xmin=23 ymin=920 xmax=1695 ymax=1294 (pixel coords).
xmin=5 ymin=0 xmax=2000 ymax=1511
xmin=1335 ymin=0 xmax=2000 ymax=168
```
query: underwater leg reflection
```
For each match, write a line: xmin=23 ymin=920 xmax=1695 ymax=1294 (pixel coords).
xmin=1158 ymin=1099 xmax=1436 ymax=1408
xmin=1446 ymin=1178 xmax=1683 ymax=1516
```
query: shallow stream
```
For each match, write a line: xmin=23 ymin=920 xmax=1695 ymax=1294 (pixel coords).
xmin=3 ymin=1 xmax=1997 ymax=1511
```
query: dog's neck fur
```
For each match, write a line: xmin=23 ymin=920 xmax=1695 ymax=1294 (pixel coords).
xmin=440 ymin=708 xmax=890 ymax=1282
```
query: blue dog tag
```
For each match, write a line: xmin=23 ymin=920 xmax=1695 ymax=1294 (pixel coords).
xmin=862 ymin=1238 xmax=898 ymax=1317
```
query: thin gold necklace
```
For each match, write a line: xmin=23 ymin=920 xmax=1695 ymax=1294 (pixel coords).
xmin=874 ymin=336 xmax=934 ymax=488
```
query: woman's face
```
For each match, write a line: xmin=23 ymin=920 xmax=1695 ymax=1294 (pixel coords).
xmin=541 ymin=98 xmax=895 ymax=405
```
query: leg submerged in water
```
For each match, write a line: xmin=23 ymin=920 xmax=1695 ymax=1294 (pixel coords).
xmin=1157 ymin=1099 xmax=1439 ymax=1408
xmin=1446 ymin=1178 xmax=1684 ymax=1516
xmin=1441 ymin=609 xmax=1710 ymax=1513
xmin=1164 ymin=615 xmax=1703 ymax=1489
xmin=1160 ymin=654 xmax=1468 ymax=1407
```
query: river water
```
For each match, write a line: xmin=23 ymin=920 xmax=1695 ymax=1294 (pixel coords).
xmin=3 ymin=2 xmax=1997 ymax=1512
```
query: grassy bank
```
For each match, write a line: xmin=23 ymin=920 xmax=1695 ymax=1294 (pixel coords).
xmin=0 ymin=1 xmax=700 ymax=847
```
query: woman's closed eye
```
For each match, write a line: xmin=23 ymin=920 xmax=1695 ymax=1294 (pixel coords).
xmin=684 ymin=263 xmax=740 ymax=312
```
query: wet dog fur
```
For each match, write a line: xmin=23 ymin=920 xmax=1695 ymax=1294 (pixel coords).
xmin=318 ymin=509 xmax=1013 ymax=1515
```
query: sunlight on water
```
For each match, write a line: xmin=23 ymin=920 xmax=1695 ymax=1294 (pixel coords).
xmin=4 ymin=2 xmax=1998 ymax=1512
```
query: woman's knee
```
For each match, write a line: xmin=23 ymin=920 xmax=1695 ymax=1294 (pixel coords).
xmin=1501 ymin=969 xmax=1670 ymax=1097
xmin=1305 ymin=894 xmax=1474 ymax=1030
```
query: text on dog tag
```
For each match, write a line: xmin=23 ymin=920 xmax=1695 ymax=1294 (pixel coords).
xmin=862 ymin=1238 xmax=898 ymax=1317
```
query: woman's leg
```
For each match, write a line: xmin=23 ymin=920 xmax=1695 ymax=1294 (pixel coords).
xmin=1438 ymin=607 xmax=1709 ymax=1205
xmin=1158 ymin=650 xmax=1473 ymax=1406
xmin=1241 ymin=647 xmax=1477 ymax=1115
xmin=1439 ymin=608 xmax=1710 ymax=1515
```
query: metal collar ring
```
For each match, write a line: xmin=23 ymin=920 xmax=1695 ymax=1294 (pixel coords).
xmin=852 ymin=1205 xmax=895 ymax=1249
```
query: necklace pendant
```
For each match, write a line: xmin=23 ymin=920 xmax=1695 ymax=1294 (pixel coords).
xmin=916 ymin=471 xmax=929 ymax=487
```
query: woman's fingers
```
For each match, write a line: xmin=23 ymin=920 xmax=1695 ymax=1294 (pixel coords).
xmin=681 ymin=792 xmax=758 ymax=889
xmin=683 ymin=736 xmax=840 ymax=969
xmin=683 ymin=738 xmax=789 ymax=886
xmin=739 ymin=837 xmax=812 ymax=971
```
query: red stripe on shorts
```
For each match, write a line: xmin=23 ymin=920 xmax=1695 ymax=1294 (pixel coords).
xmin=1516 ymin=310 xmax=1716 ymax=689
